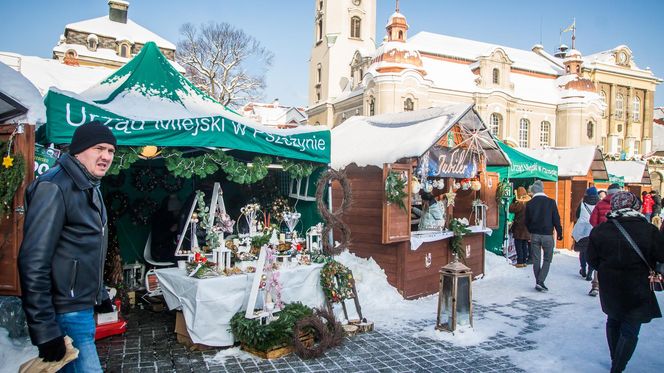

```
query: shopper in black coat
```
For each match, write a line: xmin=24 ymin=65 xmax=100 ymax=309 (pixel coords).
xmin=587 ymin=191 xmax=664 ymax=373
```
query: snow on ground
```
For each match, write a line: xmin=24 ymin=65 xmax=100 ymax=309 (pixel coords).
xmin=0 ymin=328 xmax=37 ymax=371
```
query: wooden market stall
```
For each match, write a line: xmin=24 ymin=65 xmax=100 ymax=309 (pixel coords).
xmin=604 ymin=160 xmax=652 ymax=196
xmin=519 ymin=146 xmax=608 ymax=250
xmin=331 ymin=104 xmax=510 ymax=299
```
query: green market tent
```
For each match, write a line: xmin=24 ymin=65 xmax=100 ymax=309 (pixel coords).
xmin=485 ymin=141 xmax=558 ymax=255
xmin=43 ymin=42 xmax=330 ymax=164
xmin=594 ymin=173 xmax=625 ymax=187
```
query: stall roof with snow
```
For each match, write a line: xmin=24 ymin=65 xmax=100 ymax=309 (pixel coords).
xmin=487 ymin=141 xmax=558 ymax=181
xmin=0 ymin=61 xmax=46 ymax=125
xmin=517 ymin=146 xmax=608 ymax=180
xmin=331 ymin=104 xmax=509 ymax=170
xmin=43 ymin=42 xmax=330 ymax=163
xmin=604 ymin=160 xmax=651 ymax=185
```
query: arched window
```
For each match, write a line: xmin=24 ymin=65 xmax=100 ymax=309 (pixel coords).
xmin=316 ymin=63 xmax=322 ymax=83
xmin=519 ymin=118 xmax=529 ymax=148
xmin=600 ymin=91 xmax=607 ymax=117
xmin=350 ymin=16 xmax=361 ymax=38
xmin=87 ymin=34 xmax=98 ymax=51
xmin=119 ymin=43 xmax=130 ymax=58
xmin=540 ymin=121 xmax=550 ymax=147
xmin=317 ymin=19 xmax=323 ymax=41
xmin=616 ymin=94 xmax=624 ymax=119
xmin=587 ymin=121 xmax=594 ymax=139
xmin=489 ymin=113 xmax=501 ymax=137
xmin=369 ymin=96 xmax=375 ymax=116
xmin=492 ymin=68 xmax=500 ymax=84
xmin=398 ymin=30 xmax=403 ymax=39
xmin=404 ymin=98 xmax=414 ymax=112
xmin=632 ymin=96 xmax=640 ymax=122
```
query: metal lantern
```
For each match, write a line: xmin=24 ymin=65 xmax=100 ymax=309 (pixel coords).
xmin=306 ymin=223 xmax=323 ymax=253
xmin=436 ymin=258 xmax=473 ymax=332
xmin=473 ymin=202 xmax=487 ymax=229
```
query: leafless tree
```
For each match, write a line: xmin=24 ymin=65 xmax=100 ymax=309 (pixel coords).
xmin=176 ymin=22 xmax=274 ymax=108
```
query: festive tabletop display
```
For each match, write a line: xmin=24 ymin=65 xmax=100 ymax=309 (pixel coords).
xmin=320 ymin=260 xmax=355 ymax=303
xmin=385 ymin=170 xmax=408 ymax=212
xmin=185 ymin=252 xmax=218 ymax=279
xmin=0 ymin=140 xmax=25 ymax=217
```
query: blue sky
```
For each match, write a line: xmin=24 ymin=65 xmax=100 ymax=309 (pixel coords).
xmin=1 ymin=0 xmax=662 ymax=107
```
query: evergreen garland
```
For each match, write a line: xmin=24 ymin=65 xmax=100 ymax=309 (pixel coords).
xmin=107 ymin=147 xmax=140 ymax=176
xmin=385 ymin=170 xmax=408 ymax=212
xmin=281 ymin=159 xmax=316 ymax=179
xmin=0 ymin=141 xmax=26 ymax=217
xmin=161 ymin=148 xmax=271 ymax=183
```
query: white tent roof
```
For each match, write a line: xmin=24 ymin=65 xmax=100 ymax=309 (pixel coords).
xmin=331 ymin=104 xmax=508 ymax=169
xmin=0 ymin=61 xmax=46 ymax=124
xmin=518 ymin=146 xmax=607 ymax=179
xmin=605 ymin=161 xmax=649 ymax=184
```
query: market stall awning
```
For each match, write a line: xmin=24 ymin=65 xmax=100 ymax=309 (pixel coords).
xmin=518 ymin=146 xmax=608 ymax=180
xmin=488 ymin=141 xmax=558 ymax=181
xmin=331 ymin=104 xmax=509 ymax=170
xmin=604 ymin=160 xmax=651 ymax=185
xmin=43 ymin=42 xmax=330 ymax=164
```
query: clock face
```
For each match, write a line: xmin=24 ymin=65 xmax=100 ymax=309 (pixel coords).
xmin=352 ymin=0 xmax=361 ymax=5
xmin=618 ymin=52 xmax=627 ymax=64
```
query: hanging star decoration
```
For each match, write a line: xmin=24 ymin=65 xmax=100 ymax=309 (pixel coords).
xmin=444 ymin=186 xmax=456 ymax=208
xmin=450 ymin=125 xmax=498 ymax=170
xmin=2 ymin=155 xmax=13 ymax=169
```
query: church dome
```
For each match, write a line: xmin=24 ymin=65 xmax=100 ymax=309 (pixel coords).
xmin=371 ymin=41 xmax=426 ymax=76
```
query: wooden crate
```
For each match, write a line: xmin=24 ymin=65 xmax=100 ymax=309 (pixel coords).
xmin=241 ymin=333 xmax=314 ymax=360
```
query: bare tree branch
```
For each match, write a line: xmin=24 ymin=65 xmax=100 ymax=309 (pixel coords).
xmin=176 ymin=22 xmax=273 ymax=108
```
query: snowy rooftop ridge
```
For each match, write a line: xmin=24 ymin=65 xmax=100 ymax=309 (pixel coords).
xmin=517 ymin=146 xmax=607 ymax=178
xmin=605 ymin=160 xmax=649 ymax=184
xmin=0 ymin=61 xmax=46 ymax=124
xmin=64 ymin=16 xmax=176 ymax=50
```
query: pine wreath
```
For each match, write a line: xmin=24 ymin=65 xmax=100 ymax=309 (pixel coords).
xmin=130 ymin=197 xmax=159 ymax=225
xmin=292 ymin=315 xmax=330 ymax=359
xmin=161 ymin=172 xmax=184 ymax=193
xmin=132 ymin=167 xmax=158 ymax=192
xmin=106 ymin=191 xmax=129 ymax=220
xmin=320 ymin=260 xmax=355 ymax=303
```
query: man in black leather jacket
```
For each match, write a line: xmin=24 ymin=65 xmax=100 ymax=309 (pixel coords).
xmin=18 ymin=121 xmax=116 ymax=372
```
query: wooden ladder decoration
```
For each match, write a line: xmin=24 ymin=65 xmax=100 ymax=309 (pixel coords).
xmin=325 ymin=271 xmax=363 ymax=322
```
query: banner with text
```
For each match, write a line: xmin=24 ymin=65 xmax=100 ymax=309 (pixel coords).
xmin=424 ymin=146 xmax=478 ymax=178
xmin=34 ymin=143 xmax=61 ymax=177
xmin=44 ymin=90 xmax=331 ymax=164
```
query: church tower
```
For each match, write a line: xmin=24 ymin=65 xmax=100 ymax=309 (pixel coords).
xmin=307 ymin=0 xmax=376 ymax=125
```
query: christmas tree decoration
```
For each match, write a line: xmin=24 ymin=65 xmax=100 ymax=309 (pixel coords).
xmin=2 ymin=155 xmax=13 ymax=168
xmin=0 ymin=140 xmax=25 ymax=217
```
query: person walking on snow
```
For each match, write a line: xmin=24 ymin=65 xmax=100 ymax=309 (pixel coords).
xmin=588 ymin=183 xmax=621 ymax=296
xmin=572 ymin=186 xmax=599 ymax=281
xmin=524 ymin=180 xmax=562 ymax=292
xmin=509 ymin=186 xmax=531 ymax=268
xmin=587 ymin=191 xmax=664 ymax=373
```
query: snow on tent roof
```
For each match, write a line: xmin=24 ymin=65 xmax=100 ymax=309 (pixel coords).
xmin=488 ymin=141 xmax=558 ymax=181
xmin=65 ymin=16 xmax=176 ymax=50
xmin=43 ymin=42 xmax=330 ymax=163
xmin=0 ymin=61 xmax=46 ymax=125
xmin=604 ymin=161 xmax=650 ymax=184
xmin=331 ymin=104 xmax=509 ymax=170
xmin=517 ymin=146 xmax=608 ymax=180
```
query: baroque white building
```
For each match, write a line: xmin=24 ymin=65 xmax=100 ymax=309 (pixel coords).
xmin=307 ymin=0 xmax=661 ymax=155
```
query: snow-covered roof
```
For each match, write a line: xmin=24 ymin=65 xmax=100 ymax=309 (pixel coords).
xmin=64 ymin=16 xmax=176 ymax=50
xmin=654 ymin=122 xmax=664 ymax=151
xmin=605 ymin=160 xmax=649 ymax=184
xmin=0 ymin=51 xmax=112 ymax=96
xmin=52 ymin=43 xmax=185 ymax=72
xmin=0 ymin=61 xmax=46 ymax=125
xmin=331 ymin=103 xmax=508 ymax=169
xmin=408 ymin=31 xmax=563 ymax=76
xmin=241 ymin=102 xmax=307 ymax=127
xmin=518 ymin=146 xmax=608 ymax=179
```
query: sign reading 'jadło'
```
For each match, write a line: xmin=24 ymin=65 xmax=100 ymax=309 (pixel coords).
xmin=44 ymin=90 xmax=331 ymax=164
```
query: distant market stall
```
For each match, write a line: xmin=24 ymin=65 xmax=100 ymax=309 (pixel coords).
xmin=603 ymin=160 xmax=652 ymax=195
xmin=518 ymin=146 xmax=608 ymax=250
xmin=331 ymin=104 xmax=510 ymax=299
xmin=485 ymin=141 xmax=558 ymax=255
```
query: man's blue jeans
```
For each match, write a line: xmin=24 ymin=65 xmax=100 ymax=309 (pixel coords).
xmin=55 ymin=308 xmax=102 ymax=372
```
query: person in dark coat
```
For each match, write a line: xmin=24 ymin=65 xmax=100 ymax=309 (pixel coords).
xmin=587 ymin=191 xmax=664 ymax=373
xmin=573 ymin=186 xmax=599 ymax=280
xmin=509 ymin=186 xmax=531 ymax=267
xmin=650 ymin=190 xmax=661 ymax=218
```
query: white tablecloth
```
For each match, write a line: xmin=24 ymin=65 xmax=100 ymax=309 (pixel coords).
xmin=156 ymin=263 xmax=325 ymax=346
xmin=410 ymin=226 xmax=493 ymax=250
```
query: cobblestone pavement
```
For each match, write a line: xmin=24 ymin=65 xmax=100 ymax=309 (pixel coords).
xmin=97 ymin=296 xmax=570 ymax=372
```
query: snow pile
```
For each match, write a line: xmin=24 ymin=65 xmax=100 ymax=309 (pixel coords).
xmin=0 ymin=329 xmax=36 ymax=371
xmin=206 ymin=346 xmax=258 ymax=365
xmin=0 ymin=61 xmax=47 ymax=124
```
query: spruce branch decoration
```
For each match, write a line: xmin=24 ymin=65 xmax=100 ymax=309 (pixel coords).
xmin=281 ymin=159 xmax=316 ymax=179
xmin=107 ymin=147 xmax=140 ymax=175
xmin=0 ymin=141 xmax=25 ymax=217
xmin=385 ymin=170 xmax=408 ymax=212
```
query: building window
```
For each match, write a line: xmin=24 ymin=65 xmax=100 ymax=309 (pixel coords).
xmin=119 ymin=43 xmax=130 ymax=58
xmin=519 ymin=118 xmax=529 ymax=147
xmin=540 ymin=121 xmax=550 ymax=147
xmin=369 ymin=96 xmax=375 ymax=116
xmin=404 ymin=98 xmax=414 ymax=112
xmin=601 ymin=136 xmax=607 ymax=151
xmin=492 ymin=68 xmax=500 ymax=84
xmin=618 ymin=139 xmax=623 ymax=153
xmin=316 ymin=90 xmax=321 ymax=102
xmin=350 ymin=16 xmax=361 ymax=38
xmin=489 ymin=113 xmax=501 ymax=137
xmin=316 ymin=63 xmax=322 ymax=83
xmin=317 ymin=19 xmax=323 ymax=42
xmin=587 ymin=121 xmax=594 ymax=139
xmin=617 ymin=124 xmax=623 ymax=132
xmin=600 ymin=90 xmax=607 ymax=117
xmin=615 ymin=93 xmax=624 ymax=119
xmin=632 ymin=96 xmax=640 ymax=122
xmin=634 ymin=140 xmax=641 ymax=154
xmin=87 ymin=34 xmax=98 ymax=51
